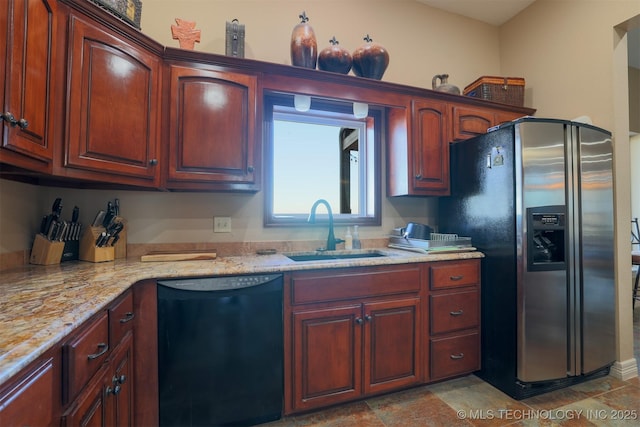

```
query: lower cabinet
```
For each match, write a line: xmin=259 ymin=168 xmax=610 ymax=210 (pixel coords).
xmin=0 ymin=351 xmax=60 ymax=427
xmin=427 ymin=259 xmax=481 ymax=381
xmin=61 ymin=290 xmax=135 ymax=426
xmin=285 ymin=265 xmax=423 ymax=414
xmin=60 ymin=332 xmax=133 ymax=427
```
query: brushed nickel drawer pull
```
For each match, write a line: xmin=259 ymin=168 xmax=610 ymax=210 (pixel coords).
xmin=449 ymin=275 xmax=464 ymax=281
xmin=450 ymin=309 xmax=464 ymax=316
xmin=119 ymin=312 xmax=135 ymax=323
xmin=450 ymin=353 xmax=465 ymax=360
xmin=87 ymin=343 xmax=108 ymax=360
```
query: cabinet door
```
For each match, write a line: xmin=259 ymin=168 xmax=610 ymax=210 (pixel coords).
xmin=291 ymin=305 xmax=362 ymax=411
xmin=108 ymin=333 xmax=134 ymax=427
xmin=451 ymin=105 xmax=494 ymax=141
xmin=0 ymin=357 xmax=57 ymax=427
xmin=452 ymin=105 xmax=525 ymax=141
xmin=61 ymin=364 xmax=110 ymax=427
xmin=411 ymin=99 xmax=450 ymax=195
xmin=1 ymin=0 xmax=58 ymax=170
xmin=64 ymin=14 xmax=160 ymax=186
xmin=363 ymin=298 xmax=421 ymax=394
xmin=166 ymin=65 xmax=259 ymax=191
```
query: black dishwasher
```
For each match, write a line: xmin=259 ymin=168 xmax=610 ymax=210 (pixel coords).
xmin=157 ymin=274 xmax=283 ymax=427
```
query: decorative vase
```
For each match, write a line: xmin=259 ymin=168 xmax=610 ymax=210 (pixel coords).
xmin=290 ymin=11 xmax=317 ymax=69
xmin=432 ymin=74 xmax=461 ymax=95
xmin=318 ymin=36 xmax=352 ymax=74
xmin=352 ymin=35 xmax=389 ymax=80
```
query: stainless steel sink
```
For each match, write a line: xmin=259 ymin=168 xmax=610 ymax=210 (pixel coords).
xmin=285 ymin=250 xmax=387 ymax=262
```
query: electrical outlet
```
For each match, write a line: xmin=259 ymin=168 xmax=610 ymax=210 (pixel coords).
xmin=213 ymin=216 xmax=232 ymax=233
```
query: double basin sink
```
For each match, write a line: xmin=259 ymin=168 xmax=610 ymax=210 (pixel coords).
xmin=285 ymin=250 xmax=388 ymax=262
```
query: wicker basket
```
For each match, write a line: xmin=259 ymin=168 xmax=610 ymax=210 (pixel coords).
xmin=463 ymin=76 xmax=525 ymax=107
xmin=89 ymin=0 xmax=142 ymax=29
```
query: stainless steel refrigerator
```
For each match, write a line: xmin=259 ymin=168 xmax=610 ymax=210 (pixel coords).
xmin=439 ymin=117 xmax=615 ymax=399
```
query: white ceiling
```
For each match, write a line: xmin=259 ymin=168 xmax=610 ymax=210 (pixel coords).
xmin=417 ymin=0 xmax=536 ymax=26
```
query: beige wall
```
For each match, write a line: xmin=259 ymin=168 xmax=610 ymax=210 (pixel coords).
xmin=2 ymin=0 xmax=506 ymax=254
xmin=631 ymin=66 xmax=640 ymax=133
xmin=1 ymin=0 xmax=639 ymax=254
xmin=142 ymin=0 xmax=502 ymax=90
xmin=500 ymin=0 xmax=639 ymax=131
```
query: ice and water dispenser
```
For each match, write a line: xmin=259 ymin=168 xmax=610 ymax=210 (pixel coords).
xmin=526 ymin=206 xmax=566 ymax=271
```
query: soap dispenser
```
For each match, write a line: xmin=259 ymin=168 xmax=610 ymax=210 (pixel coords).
xmin=344 ymin=227 xmax=353 ymax=250
xmin=352 ymin=225 xmax=361 ymax=249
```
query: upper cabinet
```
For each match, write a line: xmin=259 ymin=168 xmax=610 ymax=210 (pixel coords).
xmin=451 ymin=104 xmax=524 ymax=141
xmin=387 ymin=98 xmax=451 ymax=197
xmin=409 ymin=98 xmax=450 ymax=196
xmin=0 ymin=0 xmax=59 ymax=172
xmin=0 ymin=0 xmax=535 ymax=193
xmin=163 ymin=64 xmax=260 ymax=191
xmin=59 ymin=12 xmax=162 ymax=187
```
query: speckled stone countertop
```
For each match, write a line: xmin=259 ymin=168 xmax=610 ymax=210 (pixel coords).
xmin=0 ymin=248 xmax=482 ymax=386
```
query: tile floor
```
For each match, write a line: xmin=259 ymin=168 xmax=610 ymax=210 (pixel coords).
xmin=264 ymin=308 xmax=640 ymax=426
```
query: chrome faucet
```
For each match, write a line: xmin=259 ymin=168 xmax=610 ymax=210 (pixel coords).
xmin=308 ymin=199 xmax=343 ymax=250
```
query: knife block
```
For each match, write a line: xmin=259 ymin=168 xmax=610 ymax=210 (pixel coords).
xmin=79 ymin=226 xmax=114 ymax=263
xmin=30 ymin=234 xmax=65 ymax=265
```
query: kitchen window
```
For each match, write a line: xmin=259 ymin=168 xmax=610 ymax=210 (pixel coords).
xmin=263 ymin=94 xmax=382 ymax=226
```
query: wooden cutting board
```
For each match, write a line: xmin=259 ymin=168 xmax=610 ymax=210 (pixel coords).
xmin=140 ymin=250 xmax=217 ymax=262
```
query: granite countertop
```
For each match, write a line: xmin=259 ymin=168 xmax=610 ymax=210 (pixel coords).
xmin=0 ymin=248 xmax=482 ymax=386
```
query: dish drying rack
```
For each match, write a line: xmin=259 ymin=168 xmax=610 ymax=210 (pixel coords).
xmin=388 ymin=232 xmax=475 ymax=254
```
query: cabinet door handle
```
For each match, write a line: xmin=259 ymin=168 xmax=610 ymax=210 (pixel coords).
xmin=113 ymin=374 xmax=127 ymax=385
xmin=149 ymin=159 xmax=158 ymax=166
xmin=1 ymin=112 xmax=28 ymax=129
xmin=106 ymin=385 xmax=121 ymax=395
xmin=247 ymin=165 xmax=254 ymax=173
xmin=449 ymin=309 xmax=464 ymax=316
xmin=415 ymin=173 xmax=422 ymax=179
xmin=87 ymin=343 xmax=108 ymax=360
xmin=364 ymin=314 xmax=372 ymax=321
xmin=355 ymin=317 xmax=363 ymax=325
xmin=450 ymin=353 xmax=465 ymax=360
xmin=119 ymin=312 xmax=135 ymax=323
xmin=449 ymin=275 xmax=464 ymax=281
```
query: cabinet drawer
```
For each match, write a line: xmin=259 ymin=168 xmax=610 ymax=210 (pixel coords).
xmin=109 ymin=291 xmax=134 ymax=347
xmin=430 ymin=290 xmax=479 ymax=334
xmin=63 ymin=311 xmax=109 ymax=402
xmin=290 ymin=265 xmax=421 ymax=305
xmin=430 ymin=260 xmax=479 ymax=290
xmin=430 ymin=332 xmax=479 ymax=380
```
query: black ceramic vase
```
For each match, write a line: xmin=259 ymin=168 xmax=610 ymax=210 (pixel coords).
xmin=318 ymin=36 xmax=352 ymax=74
xmin=352 ymin=34 xmax=389 ymax=80
xmin=290 ymin=11 xmax=317 ymax=69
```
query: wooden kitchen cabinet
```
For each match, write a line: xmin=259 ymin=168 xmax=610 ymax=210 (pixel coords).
xmin=452 ymin=104 xmax=524 ymax=141
xmin=411 ymin=98 xmax=451 ymax=195
xmin=60 ymin=12 xmax=162 ymax=187
xmin=387 ymin=98 xmax=450 ymax=197
xmin=61 ymin=289 xmax=135 ymax=426
xmin=0 ymin=0 xmax=59 ymax=172
xmin=291 ymin=305 xmax=363 ymax=411
xmin=0 ymin=350 xmax=60 ymax=427
xmin=164 ymin=64 xmax=260 ymax=191
xmin=285 ymin=265 xmax=422 ymax=414
xmin=363 ymin=298 xmax=421 ymax=394
xmin=427 ymin=259 xmax=481 ymax=381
